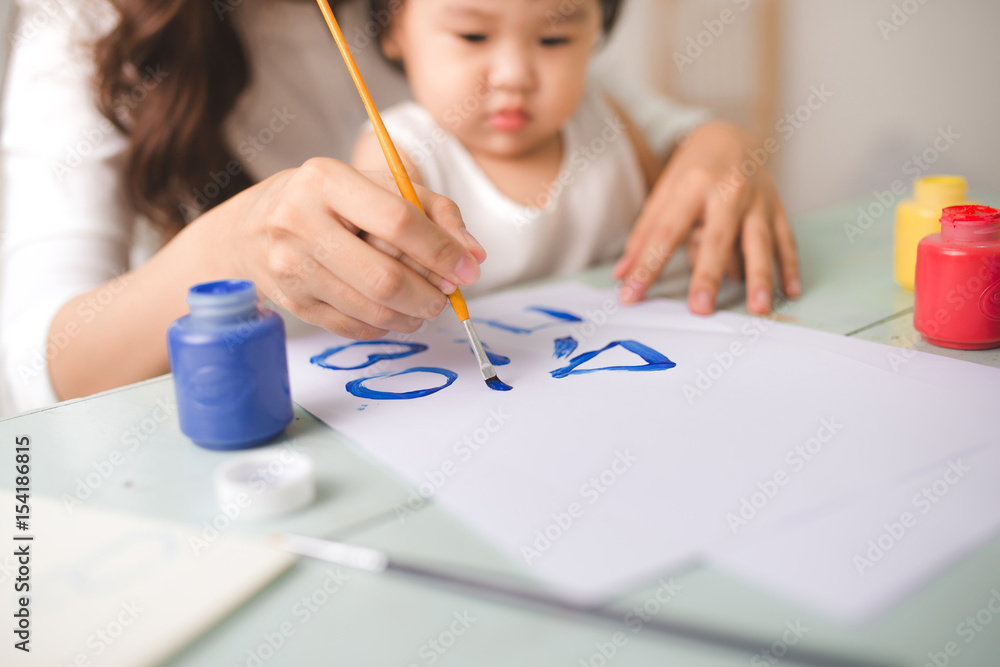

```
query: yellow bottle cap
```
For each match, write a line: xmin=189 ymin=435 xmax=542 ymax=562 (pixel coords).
xmin=914 ymin=175 xmax=967 ymax=203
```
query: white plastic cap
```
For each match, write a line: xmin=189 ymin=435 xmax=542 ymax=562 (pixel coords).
xmin=213 ymin=449 xmax=315 ymax=521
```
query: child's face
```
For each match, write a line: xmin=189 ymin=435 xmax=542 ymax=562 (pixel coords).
xmin=383 ymin=0 xmax=603 ymax=160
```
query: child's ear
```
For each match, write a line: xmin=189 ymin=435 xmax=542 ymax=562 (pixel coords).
xmin=592 ymin=29 xmax=606 ymax=52
xmin=380 ymin=25 xmax=403 ymax=61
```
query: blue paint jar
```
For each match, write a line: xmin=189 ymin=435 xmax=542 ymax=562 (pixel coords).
xmin=168 ymin=280 xmax=293 ymax=450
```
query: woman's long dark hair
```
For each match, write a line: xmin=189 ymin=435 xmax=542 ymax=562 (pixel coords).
xmin=92 ymin=0 xmax=611 ymax=231
xmin=93 ymin=1 xmax=319 ymax=231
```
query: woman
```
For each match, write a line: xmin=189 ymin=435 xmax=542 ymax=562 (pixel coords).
xmin=0 ymin=0 xmax=798 ymax=415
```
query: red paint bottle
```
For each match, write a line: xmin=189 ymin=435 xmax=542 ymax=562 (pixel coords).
xmin=914 ymin=205 xmax=1000 ymax=350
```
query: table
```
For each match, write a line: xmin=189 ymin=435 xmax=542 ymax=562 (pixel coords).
xmin=3 ymin=200 xmax=999 ymax=667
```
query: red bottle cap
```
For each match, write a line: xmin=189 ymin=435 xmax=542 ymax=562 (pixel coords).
xmin=939 ymin=205 xmax=1000 ymax=242
xmin=940 ymin=205 xmax=1000 ymax=224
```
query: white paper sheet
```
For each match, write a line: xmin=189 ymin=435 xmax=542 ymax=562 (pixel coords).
xmin=709 ymin=443 xmax=1000 ymax=622
xmin=287 ymin=283 xmax=1000 ymax=609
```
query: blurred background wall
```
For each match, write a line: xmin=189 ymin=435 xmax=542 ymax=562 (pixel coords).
xmin=596 ymin=0 xmax=1000 ymax=217
xmin=0 ymin=2 xmax=11 ymax=95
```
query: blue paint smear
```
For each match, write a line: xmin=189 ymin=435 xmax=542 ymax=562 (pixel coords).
xmin=473 ymin=306 xmax=584 ymax=335
xmin=346 ymin=367 xmax=457 ymax=400
xmin=478 ymin=344 xmax=510 ymax=366
xmin=472 ymin=319 xmax=535 ymax=335
xmin=550 ymin=340 xmax=677 ymax=379
xmin=486 ymin=377 xmax=513 ymax=392
xmin=310 ymin=341 xmax=427 ymax=370
xmin=485 ymin=349 xmax=511 ymax=366
xmin=553 ymin=336 xmax=579 ymax=359
xmin=455 ymin=338 xmax=510 ymax=366
xmin=449 ymin=337 xmax=511 ymax=367
xmin=526 ymin=307 xmax=583 ymax=322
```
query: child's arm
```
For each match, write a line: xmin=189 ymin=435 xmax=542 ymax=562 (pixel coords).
xmin=351 ymin=129 xmax=426 ymax=186
xmin=604 ymin=96 xmax=664 ymax=194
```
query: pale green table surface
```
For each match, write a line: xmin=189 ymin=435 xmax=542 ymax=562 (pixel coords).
xmin=2 ymin=200 xmax=999 ymax=667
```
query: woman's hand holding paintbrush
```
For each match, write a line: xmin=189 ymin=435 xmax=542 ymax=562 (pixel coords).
xmin=208 ymin=159 xmax=482 ymax=340
xmin=355 ymin=171 xmax=487 ymax=298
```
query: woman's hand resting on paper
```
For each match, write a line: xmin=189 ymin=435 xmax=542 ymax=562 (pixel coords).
xmin=614 ymin=121 xmax=801 ymax=315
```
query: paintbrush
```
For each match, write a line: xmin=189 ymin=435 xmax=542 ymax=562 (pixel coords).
xmin=270 ymin=533 xmax=897 ymax=667
xmin=314 ymin=0 xmax=510 ymax=392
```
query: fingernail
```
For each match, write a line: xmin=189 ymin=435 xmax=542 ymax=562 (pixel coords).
xmin=787 ymin=278 xmax=802 ymax=298
xmin=692 ymin=290 xmax=713 ymax=314
xmin=454 ymin=254 xmax=480 ymax=284
xmin=440 ymin=279 xmax=456 ymax=294
xmin=753 ymin=289 xmax=770 ymax=312
xmin=462 ymin=228 xmax=486 ymax=261
xmin=620 ymin=281 xmax=641 ymax=303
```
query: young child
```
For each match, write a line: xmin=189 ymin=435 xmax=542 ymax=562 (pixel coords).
xmin=352 ymin=0 xmax=663 ymax=296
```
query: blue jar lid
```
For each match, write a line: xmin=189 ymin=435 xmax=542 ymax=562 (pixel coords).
xmin=187 ymin=280 xmax=257 ymax=319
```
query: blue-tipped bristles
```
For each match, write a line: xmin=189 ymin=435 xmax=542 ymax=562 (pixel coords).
xmin=486 ymin=376 xmax=513 ymax=392
xmin=462 ymin=319 xmax=511 ymax=391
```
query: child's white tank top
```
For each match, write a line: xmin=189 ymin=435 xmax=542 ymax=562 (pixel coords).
xmin=378 ymin=89 xmax=646 ymax=297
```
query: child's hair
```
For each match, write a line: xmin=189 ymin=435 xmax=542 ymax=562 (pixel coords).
xmin=370 ymin=0 xmax=625 ymax=65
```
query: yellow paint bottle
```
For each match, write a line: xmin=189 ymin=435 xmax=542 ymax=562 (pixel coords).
xmin=894 ymin=175 xmax=969 ymax=290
